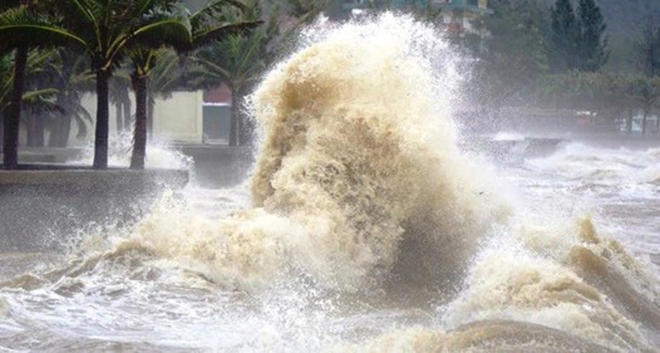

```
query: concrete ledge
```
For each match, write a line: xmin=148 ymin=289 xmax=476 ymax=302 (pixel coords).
xmin=0 ymin=165 xmax=189 ymax=253
xmin=0 ymin=165 xmax=189 ymax=193
xmin=1 ymin=148 xmax=84 ymax=164
xmin=177 ymin=144 xmax=252 ymax=156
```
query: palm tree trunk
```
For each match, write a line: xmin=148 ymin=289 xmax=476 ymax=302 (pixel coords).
xmin=116 ymin=101 xmax=124 ymax=132
xmin=59 ymin=115 xmax=71 ymax=147
xmin=626 ymin=109 xmax=633 ymax=134
xmin=3 ymin=45 xmax=28 ymax=170
xmin=35 ymin=115 xmax=44 ymax=147
xmin=48 ymin=115 xmax=60 ymax=147
xmin=642 ymin=107 xmax=648 ymax=136
xmin=147 ymin=94 xmax=154 ymax=142
xmin=0 ymin=110 xmax=4 ymax=152
xmin=27 ymin=114 xmax=36 ymax=147
xmin=236 ymin=87 xmax=252 ymax=147
xmin=130 ymin=74 xmax=147 ymax=170
xmin=49 ymin=97 xmax=66 ymax=147
xmin=229 ymin=88 xmax=240 ymax=147
xmin=93 ymin=70 xmax=110 ymax=169
xmin=123 ymin=97 xmax=132 ymax=131
xmin=49 ymin=116 xmax=72 ymax=148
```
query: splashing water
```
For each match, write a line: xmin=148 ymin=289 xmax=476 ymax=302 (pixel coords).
xmin=1 ymin=14 xmax=659 ymax=352
xmin=73 ymin=131 xmax=194 ymax=170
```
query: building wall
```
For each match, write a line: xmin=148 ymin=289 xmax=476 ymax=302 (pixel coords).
xmin=152 ymin=91 xmax=204 ymax=143
xmin=79 ymin=91 xmax=205 ymax=145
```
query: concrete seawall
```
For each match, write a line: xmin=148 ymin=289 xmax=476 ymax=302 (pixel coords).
xmin=0 ymin=167 xmax=189 ymax=252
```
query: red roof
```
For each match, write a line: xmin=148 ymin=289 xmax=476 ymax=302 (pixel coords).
xmin=204 ymin=84 xmax=232 ymax=104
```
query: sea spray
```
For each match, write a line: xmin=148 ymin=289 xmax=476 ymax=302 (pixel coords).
xmin=73 ymin=131 xmax=194 ymax=170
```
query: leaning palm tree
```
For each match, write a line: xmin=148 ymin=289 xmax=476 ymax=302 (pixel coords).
xmin=0 ymin=0 xmax=192 ymax=169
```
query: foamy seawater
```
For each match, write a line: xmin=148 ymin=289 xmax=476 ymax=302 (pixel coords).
xmin=1 ymin=14 xmax=659 ymax=352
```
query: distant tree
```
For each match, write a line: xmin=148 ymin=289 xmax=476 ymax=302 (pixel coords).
xmin=550 ymin=0 xmax=579 ymax=72
xmin=635 ymin=22 xmax=660 ymax=77
xmin=576 ymin=0 xmax=608 ymax=71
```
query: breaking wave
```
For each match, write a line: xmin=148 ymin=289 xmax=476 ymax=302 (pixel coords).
xmin=127 ymin=13 xmax=508 ymax=291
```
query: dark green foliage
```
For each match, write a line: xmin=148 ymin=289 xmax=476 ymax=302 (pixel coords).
xmin=550 ymin=0 xmax=578 ymax=72
xmin=576 ymin=0 xmax=608 ymax=71
xmin=538 ymin=0 xmax=659 ymax=72
xmin=548 ymin=0 xmax=608 ymax=72
xmin=540 ymin=0 xmax=660 ymax=40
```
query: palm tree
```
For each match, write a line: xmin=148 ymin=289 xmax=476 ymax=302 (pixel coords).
xmin=190 ymin=0 xmax=325 ymax=146
xmin=22 ymin=49 xmax=59 ymax=148
xmin=0 ymin=53 xmax=11 ymax=149
xmin=191 ymin=0 xmax=280 ymax=146
xmin=44 ymin=48 xmax=95 ymax=147
xmin=0 ymin=48 xmax=62 ymax=151
xmin=0 ymin=0 xmax=192 ymax=169
xmin=0 ymin=1 xmax=33 ymax=169
xmin=109 ymin=71 xmax=133 ymax=134
xmin=127 ymin=1 xmax=260 ymax=169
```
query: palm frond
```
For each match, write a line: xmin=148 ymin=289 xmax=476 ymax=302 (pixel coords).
xmin=0 ymin=6 xmax=88 ymax=49
xmin=126 ymin=17 xmax=192 ymax=53
xmin=189 ymin=0 xmax=248 ymax=30
xmin=192 ymin=20 xmax=262 ymax=49
xmin=22 ymin=88 xmax=59 ymax=103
